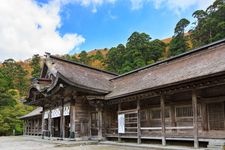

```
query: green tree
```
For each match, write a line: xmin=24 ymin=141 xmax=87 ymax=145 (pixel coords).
xmin=30 ymin=54 xmax=41 ymax=78
xmin=79 ymin=51 xmax=90 ymax=64
xmin=148 ymin=39 xmax=166 ymax=62
xmin=191 ymin=0 xmax=225 ymax=47
xmin=169 ymin=18 xmax=190 ymax=56
xmin=126 ymin=32 xmax=152 ymax=65
xmin=62 ymin=54 xmax=79 ymax=62
xmin=1 ymin=59 xmax=29 ymax=95
xmin=94 ymin=50 xmax=104 ymax=61
xmin=106 ymin=44 xmax=126 ymax=73
xmin=106 ymin=32 xmax=165 ymax=74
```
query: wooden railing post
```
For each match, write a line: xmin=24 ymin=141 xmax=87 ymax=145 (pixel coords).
xmin=192 ymin=89 xmax=199 ymax=148
xmin=60 ymin=98 xmax=65 ymax=139
xmin=97 ymin=106 xmax=103 ymax=140
xmin=70 ymin=100 xmax=76 ymax=139
xmin=160 ymin=95 xmax=166 ymax=146
xmin=118 ymin=102 xmax=121 ymax=142
xmin=48 ymin=109 xmax=52 ymax=138
xmin=137 ymin=99 xmax=141 ymax=144
xmin=41 ymin=107 xmax=45 ymax=139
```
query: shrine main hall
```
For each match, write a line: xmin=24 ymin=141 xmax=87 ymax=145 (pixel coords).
xmin=21 ymin=39 xmax=225 ymax=149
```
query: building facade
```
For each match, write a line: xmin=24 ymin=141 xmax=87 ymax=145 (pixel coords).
xmin=22 ymin=39 xmax=225 ymax=148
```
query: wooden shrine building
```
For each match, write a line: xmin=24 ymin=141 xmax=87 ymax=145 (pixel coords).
xmin=22 ymin=39 xmax=225 ymax=148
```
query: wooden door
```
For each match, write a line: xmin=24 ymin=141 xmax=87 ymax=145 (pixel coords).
xmin=208 ymin=102 xmax=225 ymax=130
xmin=53 ymin=117 xmax=60 ymax=137
xmin=90 ymin=112 xmax=98 ymax=136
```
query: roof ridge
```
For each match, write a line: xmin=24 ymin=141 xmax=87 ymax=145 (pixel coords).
xmin=110 ymin=38 xmax=225 ymax=80
xmin=48 ymin=55 xmax=118 ymax=76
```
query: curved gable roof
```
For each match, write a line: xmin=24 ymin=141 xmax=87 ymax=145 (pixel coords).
xmin=45 ymin=55 xmax=117 ymax=94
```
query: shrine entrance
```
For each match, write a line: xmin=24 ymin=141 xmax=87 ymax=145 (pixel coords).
xmin=90 ymin=111 xmax=98 ymax=136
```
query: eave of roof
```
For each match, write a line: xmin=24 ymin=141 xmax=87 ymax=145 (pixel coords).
xmin=110 ymin=38 xmax=225 ymax=80
xmin=106 ymin=38 xmax=225 ymax=99
xmin=20 ymin=107 xmax=42 ymax=119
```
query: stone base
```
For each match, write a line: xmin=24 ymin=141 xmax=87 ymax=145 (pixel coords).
xmin=207 ymin=140 xmax=225 ymax=150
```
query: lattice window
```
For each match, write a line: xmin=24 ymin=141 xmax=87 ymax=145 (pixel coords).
xmin=175 ymin=105 xmax=200 ymax=118
xmin=150 ymin=108 xmax=170 ymax=119
xmin=208 ymin=102 xmax=224 ymax=130
xmin=140 ymin=110 xmax=148 ymax=121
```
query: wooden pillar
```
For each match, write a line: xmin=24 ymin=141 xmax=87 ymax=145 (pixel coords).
xmin=36 ymin=119 xmax=39 ymax=135
xmin=70 ymin=101 xmax=76 ymax=139
xmin=60 ymin=99 xmax=65 ymax=139
xmin=41 ymin=107 xmax=45 ymax=139
xmin=31 ymin=119 xmax=34 ymax=135
xmin=137 ymin=99 xmax=141 ymax=144
xmin=160 ymin=95 xmax=166 ymax=146
xmin=192 ymin=90 xmax=199 ymax=148
xmin=48 ymin=109 xmax=52 ymax=138
xmin=170 ymin=105 xmax=176 ymax=128
xmin=27 ymin=120 xmax=30 ymax=135
xmin=97 ymin=106 xmax=103 ymax=139
xmin=201 ymin=103 xmax=208 ymax=131
xmin=118 ymin=102 xmax=121 ymax=142
xmin=23 ymin=120 xmax=26 ymax=135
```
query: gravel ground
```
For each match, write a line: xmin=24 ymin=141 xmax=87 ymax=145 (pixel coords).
xmin=0 ymin=136 xmax=154 ymax=150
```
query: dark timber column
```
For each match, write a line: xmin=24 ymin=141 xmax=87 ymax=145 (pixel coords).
xmin=170 ymin=105 xmax=176 ymax=133
xmin=70 ymin=100 xmax=76 ymax=139
xmin=60 ymin=98 xmax=65 ymax=139
xmin=192 ymin=90 xmax=199 ymax=148
xmin=23 ymin=120 xmax=26 ymax=135
xmin=27 ymin=119 xmax=30 ymax=135
xmin=137 ymin=99 xmax=141 ymax=144
xmin=160 ymin=95 xmax=166 ymax=146
xmin=41 ymin=107 xmax=45 ymax=139
xmin=97 ymin=104 xmax=103 ymax=140
xmin=48 ymin=109 xmax=52 ymax=138
xmin=201 ymin=103 xmax=208 ymax=131
xmin=118 ymin=102 xmax=121 ymax=142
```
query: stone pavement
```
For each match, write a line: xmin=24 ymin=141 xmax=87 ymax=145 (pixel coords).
xmin=0 ymin=136 xmax=206 ymax=150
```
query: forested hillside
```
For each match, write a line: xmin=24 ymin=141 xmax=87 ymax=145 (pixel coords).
xmin=0 ymin=0 xmax=224 ymax=136
xmin=0 ymin=55 xmax=42 ymax=136
xmin=62 ymin=0 xmax=225 ymax=74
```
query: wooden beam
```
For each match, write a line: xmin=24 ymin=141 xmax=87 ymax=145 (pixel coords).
xmin=137 ymin=99 xmax=141 ymax=144
xmin=192 ymin=90 xmax=199 ymax=148
xmin=118 ymin=102 xmax=121 ymax=142
xmin=23 ymin=120 xmax=26 ymax=135
xmin=201 ymin=103 xmax=208 ymax=131
xmin=98 ymin=107 xmax=103 ymax=139
xmin=41 ymin=107 xmax=45 ymax=139
xmin=70 ymin=101 xmax=76 ymax=139
xmin=160 ymin=95 xmax=166 ymax=146
xmin=48 ymin=109 xmax=52 ymax=138
xmin=60 ymin=99 xmax=65 ymax=139
xmin=170 ymin=105 xmax=176 ymax=132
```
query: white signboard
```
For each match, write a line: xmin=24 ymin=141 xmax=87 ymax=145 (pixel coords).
xmin=118 ymin=114 xmax=125 ymax=133
xmin=63 ymin=106 xmax=70 ymax=116
xmin=51 ymin=108 xmax=61 ymax=118
xmin=44 ymin=111 xmax=49 ymax=119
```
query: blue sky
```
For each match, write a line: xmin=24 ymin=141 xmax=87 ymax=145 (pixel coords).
xmin=60 ymin=1 xmax=196 ymax=53
xmin=0 ymin=0 xmax=214 ymax=61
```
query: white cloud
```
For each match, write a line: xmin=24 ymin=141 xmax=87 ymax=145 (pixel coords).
xmin=130 ymin=0 xmax=145 ymax=10
xmin=150 ymin=0 xmax=215 ymax=14
xmin=0 ymin=0 xmax=85 ymax=61
xmin=74 ymin=0 xmax=116 ymax=13
xmin=128 ymin=0 xmax=214 ymax=13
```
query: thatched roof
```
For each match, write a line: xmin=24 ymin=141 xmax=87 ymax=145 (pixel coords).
xmin=44 ymin=55 xmax=117 ymax=94
xmin=106 ymin=39 xmax=225 ymax=99
xmin=26 ymin=38 xmax=225 ymax=104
